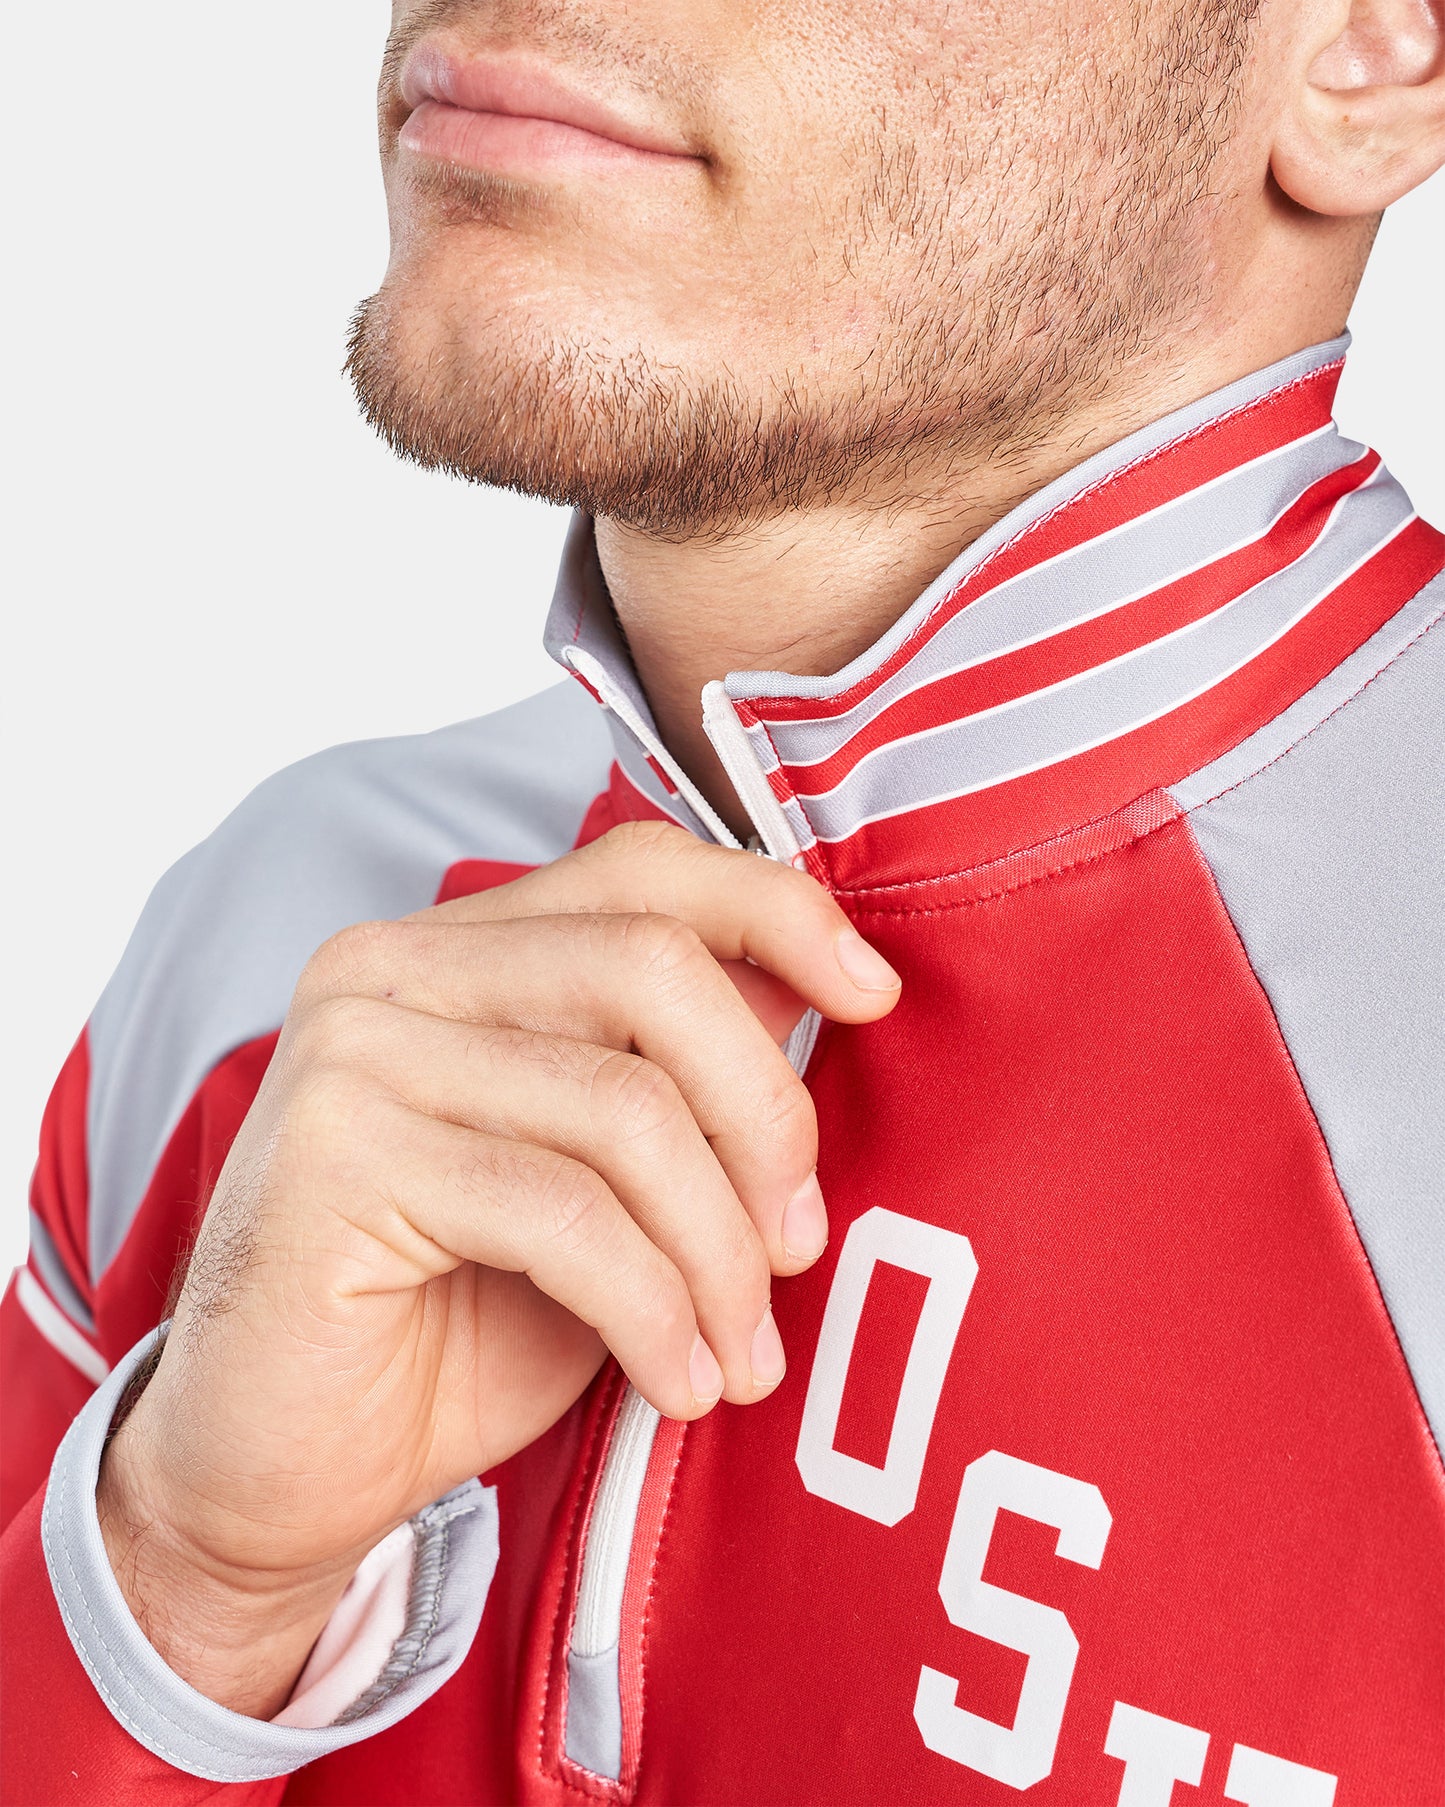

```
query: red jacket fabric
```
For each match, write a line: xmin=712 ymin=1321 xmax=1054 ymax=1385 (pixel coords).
xmin=3 ymin=338 xmax=1443 ymax=1806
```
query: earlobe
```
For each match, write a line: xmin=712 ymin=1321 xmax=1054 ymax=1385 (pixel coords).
xmin=1271 ymin=0 xmax=1445 ymax=214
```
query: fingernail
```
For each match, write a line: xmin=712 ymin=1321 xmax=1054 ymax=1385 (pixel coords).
xmin=750 ymin=1307 xmax=786 ymax=1389
xmin=835 ymin=927 xmax=901 ymax=993
xmin=689 ymin=1335 xmax=725 ymax=1406
xmin=782 ymin=1172 xmax=829 ymax=1263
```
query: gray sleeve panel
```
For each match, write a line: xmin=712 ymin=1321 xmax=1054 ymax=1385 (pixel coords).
xmin=1169 ymin=582 xmax=1445 ymax=1446
xmin=85 ymin=680 xmax=613 ymax=1285
xmin=1169 ymin=570 xmax=1445 ymax=808
xmin=42 ymin=1326 xmax=500 ymax=1784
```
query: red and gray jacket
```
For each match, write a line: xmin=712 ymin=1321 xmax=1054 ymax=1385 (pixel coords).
xmin=3 ymin=336 xmax=1442 ymax=1806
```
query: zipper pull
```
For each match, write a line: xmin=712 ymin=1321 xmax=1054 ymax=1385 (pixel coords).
xmin=700 ymin=680 xmax=806 ymax=865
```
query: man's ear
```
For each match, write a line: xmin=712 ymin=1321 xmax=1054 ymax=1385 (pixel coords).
xmin=1272 ymin=0 xmax=1445 ymax=213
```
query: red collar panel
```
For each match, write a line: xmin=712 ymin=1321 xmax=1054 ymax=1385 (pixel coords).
xmin=545 ymin=339 xmax=1444 ymax=892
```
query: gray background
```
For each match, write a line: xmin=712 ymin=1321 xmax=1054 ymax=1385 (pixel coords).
xmin=4 ymin=1 xmax=1442 ymax=1276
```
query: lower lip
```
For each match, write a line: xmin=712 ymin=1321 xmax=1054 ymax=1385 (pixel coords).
xmin=399 ymin=98 xmax=691 ymax=176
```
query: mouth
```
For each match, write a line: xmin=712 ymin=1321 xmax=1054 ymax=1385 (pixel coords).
xmin=396 ymin=45 xmax=706 ymax=178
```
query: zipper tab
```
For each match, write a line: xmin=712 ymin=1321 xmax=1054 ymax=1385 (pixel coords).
xmin=700 ymin=681 xmax=805 ymax=865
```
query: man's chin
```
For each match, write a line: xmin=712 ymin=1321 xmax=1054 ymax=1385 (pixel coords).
xmin=351 ymin=293 xmax=647 ymax=528
xmin=344 ymin=282 xmax=874 ymax=539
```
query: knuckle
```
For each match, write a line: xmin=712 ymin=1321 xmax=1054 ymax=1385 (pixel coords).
xmin=593 ymin=819 xmax=691 ymax=863
xmin=591 ymin=1052 xmax=683 ymax=1145
xmin=440 ymin=1139 xmax=514 ymax=1205
xmin=772 ymin=861 xmax=835 ymax=916
xmin=749 ymin=1068 xmax=818 ymax=1156
xmin=301 ymin=918 xmax=404 ymax=997
xmin=290 ymin=993 xmax=385 ymax=1068
xmin=534 ymin=1155 xmax=613 ymax=1254
xmin=615 ymin=911 xmax=705 ymax=983
xmin=638 ymin=1266 xmax=695 ymax=1349
xmin=743 ymin=860 xmax=836 ymax=937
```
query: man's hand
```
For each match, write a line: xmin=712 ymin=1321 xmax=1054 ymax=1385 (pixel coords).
xmin=96 ymin=822 xmax=901 ymax=1716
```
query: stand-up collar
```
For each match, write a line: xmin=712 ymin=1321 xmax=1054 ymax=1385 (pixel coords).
xmin=544 ymin=337 xmax=1443 ymax=893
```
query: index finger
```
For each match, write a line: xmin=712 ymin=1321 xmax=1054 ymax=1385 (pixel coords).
xmin=423 ymin=819 xmax=903 ymax=1025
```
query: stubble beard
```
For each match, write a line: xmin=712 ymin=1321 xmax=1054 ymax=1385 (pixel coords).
xmin=347 ymin=11 xmax=1257 ymax=540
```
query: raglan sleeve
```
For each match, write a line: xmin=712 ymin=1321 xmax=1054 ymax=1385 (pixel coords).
xmin=1 ymin=761 xmax=504 ymax=1806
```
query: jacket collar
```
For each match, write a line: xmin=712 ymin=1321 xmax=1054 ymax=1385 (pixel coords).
xmin=544 ymin=336 xmax=1441 ymax=893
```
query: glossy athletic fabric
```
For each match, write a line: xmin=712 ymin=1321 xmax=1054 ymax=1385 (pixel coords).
xmin=2 ymin=340 xmax=1441 ymax=1806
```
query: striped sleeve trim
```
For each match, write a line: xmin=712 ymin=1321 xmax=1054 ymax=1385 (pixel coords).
xmin=15 ymin=1268 xmax=109 ymax=1386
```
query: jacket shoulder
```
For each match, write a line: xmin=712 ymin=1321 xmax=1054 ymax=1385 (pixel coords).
xmin=1172 ymin=576 xmax=1445 ymax=1445
xmin=83 ymin=681 xmax=612 ymax=1286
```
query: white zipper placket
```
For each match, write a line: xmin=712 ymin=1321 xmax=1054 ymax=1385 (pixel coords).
xmin=562 ymin=1387 xmax=663 ymax=1780
xmin=561 ymin=646 xmax=743 ymax=850
xmin=699 ymin=681 xmax=809 ymax=868
xmin=559 ymin=668 xmax=821 ymax=1785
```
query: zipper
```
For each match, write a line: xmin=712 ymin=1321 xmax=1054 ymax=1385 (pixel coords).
xmin=560 ymin=1005 xmax=821 ymax=1788
xmin=561 ymin=646 xmax=744 ymax=851
xmin=562 ymin=1389 xmax=662 ymax=1780
xmin=569 ymin=1390 xmax=662 ymax=1664
xmin=557 ymin=674 xmax=820 ymax=1789
xmin=701 ymin=680 xmax=822 ymax=1069
xmin=701 ymin=680 xmax=805 ymax=865
xmin=562 ymin=647 xmax=801 ymax=868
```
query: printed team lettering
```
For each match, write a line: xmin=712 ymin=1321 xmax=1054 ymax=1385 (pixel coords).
xmin=915 ymin=1451 xmax=1110 ymax=1789
xmin=793 ymin=1208 xmax=1340 ymax=1804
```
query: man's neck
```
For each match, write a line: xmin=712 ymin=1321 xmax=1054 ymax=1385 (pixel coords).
xmin=591 ymin=328 xmax=1340 ymax=840
xmin=595 ymin=501 xmax=985 ymax=839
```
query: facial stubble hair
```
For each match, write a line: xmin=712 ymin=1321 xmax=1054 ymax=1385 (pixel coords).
xmin=347 ymin=2 xmax=1262 ymax=540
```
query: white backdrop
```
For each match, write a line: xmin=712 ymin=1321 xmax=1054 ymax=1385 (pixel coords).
xmin=4 ymin=2 xmax=1442 ymax=1278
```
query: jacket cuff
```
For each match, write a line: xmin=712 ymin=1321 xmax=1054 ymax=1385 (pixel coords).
xmin=273 ymin=1520 xmax=415 ymax=1728
xmin=41 ymin=1324 xmax=499 ymax=1784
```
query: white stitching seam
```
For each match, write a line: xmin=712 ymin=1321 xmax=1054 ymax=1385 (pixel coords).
xmin=1183 ymin=606 xmax=1444 ymax=817
xmin=43 ymin=1467 xmax=241 ymax=1777
xmin=41 ymin=1421 xmax=479 ymax=1781
xmin=753 ymin=360 xmax=1348 ymax=720
xmin=840 ymin=592 xmax=1444 ymax=907
xmin=334 ymin=1498 xmax=472 ymax=1725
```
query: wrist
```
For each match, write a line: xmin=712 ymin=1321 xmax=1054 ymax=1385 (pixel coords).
xmin=97 ymin=1421 xmax=358 ymax=1719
